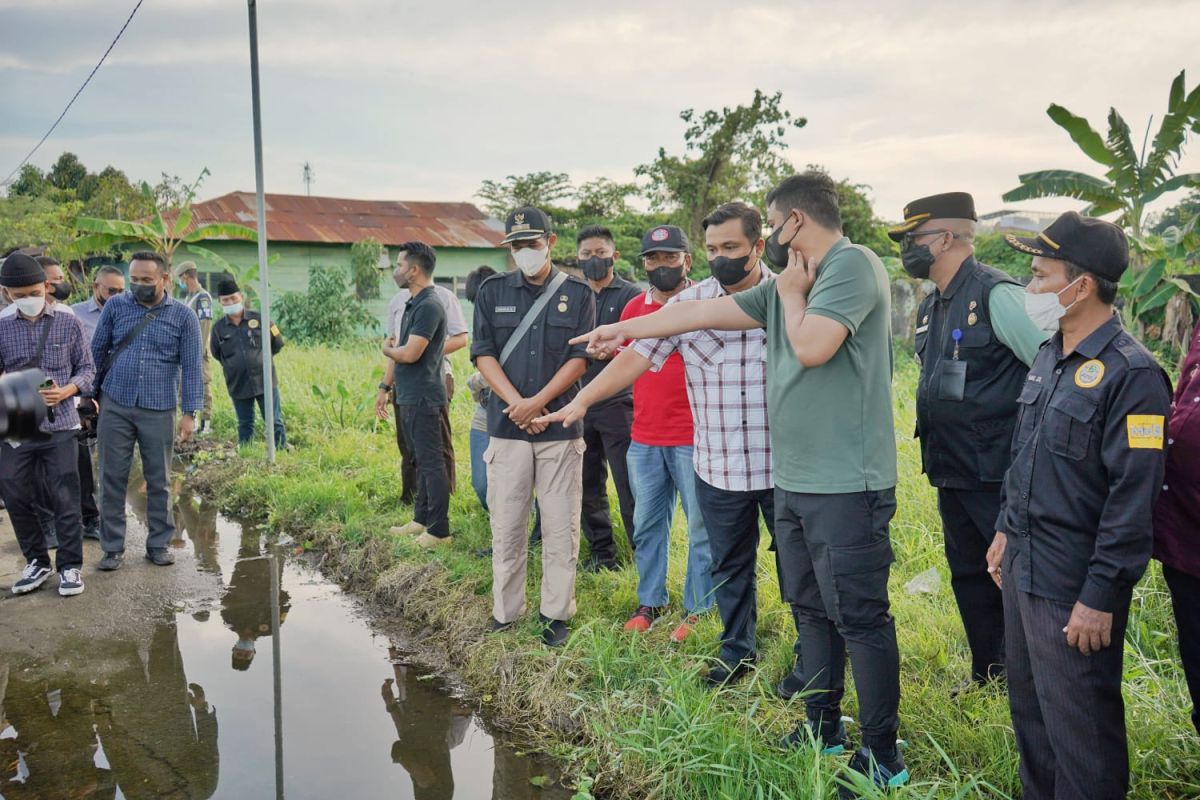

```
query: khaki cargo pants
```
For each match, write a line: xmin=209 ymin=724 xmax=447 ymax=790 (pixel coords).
xmin=485 ymin=436 xmax=585 ymax=624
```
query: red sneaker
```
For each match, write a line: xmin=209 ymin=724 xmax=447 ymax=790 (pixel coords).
xmin=623 ymin=605 xmax=667 ymax=632
xmin=670 ymin=615 xmax=700 ymax=643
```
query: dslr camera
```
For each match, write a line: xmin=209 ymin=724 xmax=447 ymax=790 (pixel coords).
xmin=0 ymin=369 xmax=50 ymax=442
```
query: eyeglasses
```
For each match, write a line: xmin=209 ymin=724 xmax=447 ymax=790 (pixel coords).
xmin=642 ymin=253 xmax=685 ymax=267
xmin=901 ymin=229 xmax=951 ymax=245
xmin=99 ymin=286 xmax=124 ymax=296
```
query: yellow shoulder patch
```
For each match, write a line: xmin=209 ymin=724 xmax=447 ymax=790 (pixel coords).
xmin=1075 ymin=359 xmax=1104 ymax=389
xmin=1126 ymin=415 xmax=1165 ymax=449
xmin=270 ymin=324 xmax=280 ymax=336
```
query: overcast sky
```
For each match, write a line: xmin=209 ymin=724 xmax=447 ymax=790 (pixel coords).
xmin=2 ymin=0 xmax=1198 ymax=223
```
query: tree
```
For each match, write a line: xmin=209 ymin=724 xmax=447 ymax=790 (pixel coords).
xmin=1152 ymin=188 xmax=1200 ymax=234
xmin=1003 ymin=69 xmax=1200 ymax=239
xmin=273 ymin=265 xmax=375 ymax=344
xmin=575 ymin=178 xmax=637 ymax=218
xmin=47 ymin=152 xmax=88 ymax=192
xmin=349 ymin=238 xmax=384 ymax=300
xmin=635 ymin=89 xmax=807 ymax=244
xmin=82 ymin=167 xmax=152 ymax=220
xmin=476 ymin=171 xmax=573 ymax=218
xmin=809 ymin=167 xmax=896 ymax=258
xmin=0 ymin=195 xmax=85 ymax=258
xmin=8 ymin=164 xmax=48 ymax=198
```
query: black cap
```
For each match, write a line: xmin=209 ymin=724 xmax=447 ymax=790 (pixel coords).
xmin=639 ymin=225 xmax=690 ymax=256
xmin=502 ymin=206 xmax=552 ymax=244
xmin=216 ymin=277 xmax=240 ymax=297
xmin=0 ymin=253 xmax=47 ymax=288
xmin=1004 ymin=211 xmax=1129 ymax=282
xmin=888 ymin=192 xmax=977 ymax=241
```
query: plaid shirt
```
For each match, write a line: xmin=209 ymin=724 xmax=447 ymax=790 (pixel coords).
xmin=0 ymin=305 xmax=95 ymax=432
xmin=633 ymin=267 xmax=775 ymax=492
xmin=90 ymin=292 xmax=204 ymax=413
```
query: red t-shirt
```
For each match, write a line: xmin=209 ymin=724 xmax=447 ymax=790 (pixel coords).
xmin=621 ymin=290 xmax=694 ymax=447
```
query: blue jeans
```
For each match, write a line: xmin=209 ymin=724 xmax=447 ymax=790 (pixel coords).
xmin=233 ymin=392 xmax=286 ymax=447
xmin=469 ymin=428 xmax=490 ymax=511
xmin=626 ymin=441 xmax=714 ymax=614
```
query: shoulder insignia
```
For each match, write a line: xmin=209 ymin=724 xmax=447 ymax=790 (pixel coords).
xmin=248 ymin=319 xmax=260 ymax=329
xmin=1126 ymin=415 xmax=1165 ymax=449
xmin=269 ymin=324 xmax=280 ymax=337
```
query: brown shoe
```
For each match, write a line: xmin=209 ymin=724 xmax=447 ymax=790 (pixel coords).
xmin=389 ymin=522 xmax=426 ymax=537
xmin=414 ymin=532 xmax=451 ymax=549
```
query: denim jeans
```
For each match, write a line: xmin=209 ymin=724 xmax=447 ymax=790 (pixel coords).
xmin=469 ymin=428 xmax=490 ymax=511
xmin=626 ymin=441 xmax=713 ymax=614
xmin=232 ymin=392 xmax=286 ymax=447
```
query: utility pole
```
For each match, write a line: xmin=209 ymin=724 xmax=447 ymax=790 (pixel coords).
xmin=248 ymin=0 xmax=276 ymax=464
xmin=302 ymin=162 xmax=314 ymax=196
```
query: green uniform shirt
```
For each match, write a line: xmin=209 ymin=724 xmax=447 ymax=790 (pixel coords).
xmin=733 ymin=237 xmax=897 ymax=494
xmin=987 ymin=281 xmax=1051 ymax=367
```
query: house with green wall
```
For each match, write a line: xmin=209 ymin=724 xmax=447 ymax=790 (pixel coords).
xmin=175 ymin=192 xmax=510 ymax=331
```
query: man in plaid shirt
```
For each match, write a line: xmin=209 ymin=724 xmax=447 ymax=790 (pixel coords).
xmin=539 ymin=203 xmax=799 ymax=686
xmin=90 ymin=251 xmax=203 ymax=571
xmin=0 ymin=252 xmax=94 ymax=597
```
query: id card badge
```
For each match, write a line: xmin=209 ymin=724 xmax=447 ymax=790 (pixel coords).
xmin=938 ymin=360 xmax=967 ymax=401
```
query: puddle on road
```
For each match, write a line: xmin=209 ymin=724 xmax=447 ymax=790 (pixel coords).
xmin=0 ymin=482 xmax=574 ymax=800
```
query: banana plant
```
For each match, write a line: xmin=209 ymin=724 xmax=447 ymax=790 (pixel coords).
xmin=183 ymin=243 xmax=277 ymax=307
xmin=1118 ymin=254 xmax=1198 ymax=328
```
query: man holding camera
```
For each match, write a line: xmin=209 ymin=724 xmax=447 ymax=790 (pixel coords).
xmin=0 ymin=252 xmax=94 ymax=597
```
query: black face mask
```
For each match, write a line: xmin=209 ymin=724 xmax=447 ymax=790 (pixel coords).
xmin=49 ymin=282 xmax=72 ymax=302
xmin=900 ymin=242 xmax=935 ymax=280
xmin=131 ymin=283 xmax=160 ymax=304
xmin=709 ymin=254 xmax=753 ymax=287
xmin=579 ymin=256 xmax=614 ymax=282
xmin=647 ymin=265 xmax=684 ymax=293
xmin=765 ymin=217 xmax=800 ymax=270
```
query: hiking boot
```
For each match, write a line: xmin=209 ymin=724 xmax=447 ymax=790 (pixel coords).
xmin=670 ymin=614 xmax=701 ymax=643
xmin=389 ymin=521 xmax=426 ymax=537
xmin=539 ymin=614 xmax=569 ymax=648
xmin=98 ymin=552 xmax=124 ymax=571
xmin=12 ymin=561 xmax=52 ymax=594
xmin=839 ymin=746 xmax=909 ymax=797
xmin=145 ymin=549 xmax=175 ymax=566
xmin=415 ymin=532 xmax=452 ymax=550
xmin=82 ymin=519 xmax=101 ymax=540
xmin=489 ymin=617 xmax=515 ymax=633
xmin=777 ymin=663 xmax=807 ymax=700
xmin=57 ymin=568 xmax=85 ymax=597
xmin=581 ymin=555 xmax=618 ymax=573
xmin=622 ymin=605 xmax=668 ymax=632
xmin=781 ymin=718 xmax=850 ymax=755
xmin=703 ymin=655 xmax=757 ymax=689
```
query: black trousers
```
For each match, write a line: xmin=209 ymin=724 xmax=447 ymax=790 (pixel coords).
xmin=395 ymin=375 xmax=456 ymax=504
xmin=1003 ymin=546 xmax=1131 ymax=800
xmin=1164 ymin=565 xmax=1200 ymax=736
xmin=695 ymin=476 xmax=801 ymax=665
xmin=78 ymin=439 xmax=99 ymax=525
xmin=937 ymin=486 xmax=1006 ymax=681
xmin=0 ymin=431 xmax=84 ymax=571
xmin=775 ymin=487 xmax=900 ymax=749
xmin=398 ymin=404 xmax=451 ymax=538
xmin=580 ymin=399 xmax=636 ymax=562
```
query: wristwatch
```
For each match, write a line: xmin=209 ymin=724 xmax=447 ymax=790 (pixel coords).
xmin=378 ymin=383 xmax=393 ymax=392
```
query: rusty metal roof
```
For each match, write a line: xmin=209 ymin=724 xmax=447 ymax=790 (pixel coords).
xmin=184 ymin=191 xmax=506 ymax=248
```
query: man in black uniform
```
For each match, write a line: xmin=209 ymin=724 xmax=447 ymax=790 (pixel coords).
xmin=471 ymin=206 xmax=596 ymax=647
xmin=889 ymin=192 xmax=1048 ymax=690
xmin=987 ymin=212 xmax=1171 ymax=800
xmin=209 ymin=278 xmax=287 ymax=447
xmin=576 ymin=224 xmax=640 ymax=571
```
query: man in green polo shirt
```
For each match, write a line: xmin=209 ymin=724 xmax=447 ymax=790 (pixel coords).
xmin=570 ymin=171 xmax=907 ymax=793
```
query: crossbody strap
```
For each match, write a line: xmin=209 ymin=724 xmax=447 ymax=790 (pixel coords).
xmin=498 ymin=271 xmax=569 ymax=368
xmin=20 ymin=315 xmax=56 ymax=370
xmin=96 ymin=309 xmax=161 ymax=388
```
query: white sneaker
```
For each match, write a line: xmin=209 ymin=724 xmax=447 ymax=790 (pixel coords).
xmin=58 ymin=568 xmax=85 ymax=597
xmin=12 ymin=561 xmax=52 ymax=594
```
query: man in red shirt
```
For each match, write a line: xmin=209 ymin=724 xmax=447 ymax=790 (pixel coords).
xmin=1154 ymin=315 xmax=1200 ymax=735
xmin=620 ymin=225 xmax=713 ymax=641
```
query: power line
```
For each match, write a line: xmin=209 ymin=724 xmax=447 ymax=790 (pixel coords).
xmin=1 ymin=0 xmax=146 ymax=188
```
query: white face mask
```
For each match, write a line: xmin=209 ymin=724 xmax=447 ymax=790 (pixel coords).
xmin=222 ymin=302 xmax=244 ymax=316
xmin=1024 ymin=276 xmax=1083 ymax=332
xmin=13 ymin=295 xmax=46 ymax=317
xmin=513 ymin=244 xmax=549 ymax=276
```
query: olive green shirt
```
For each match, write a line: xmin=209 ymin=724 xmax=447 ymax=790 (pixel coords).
xmin=733 ymin=237 xmax=897 ymax=494
xmin=988 ymin=281 xmax=1051 ymax=367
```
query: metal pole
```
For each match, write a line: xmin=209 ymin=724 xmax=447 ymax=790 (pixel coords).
xmin=248 ymin=0 xmax=276 ymax=462
xmin=269 ymin=548 xmax=284 ymax=800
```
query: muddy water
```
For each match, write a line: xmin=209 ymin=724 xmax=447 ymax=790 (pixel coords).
xmin=0 ymin=484 xmax=572 ymax=800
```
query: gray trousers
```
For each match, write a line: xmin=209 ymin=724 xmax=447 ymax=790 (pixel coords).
xmin=97 ymin=400 xmax=176 ymax=554
xmin=1003 ymin=544 xmax=1131 ymax=800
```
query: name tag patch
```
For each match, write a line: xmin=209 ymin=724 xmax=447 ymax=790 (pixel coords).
xmin=495 ymin=306 xmax=517 ymax=313
xmin=1126 ymin=414 xmax=1165 ymax=449
xmin=915 ymin=325 xmax=929 ymax=334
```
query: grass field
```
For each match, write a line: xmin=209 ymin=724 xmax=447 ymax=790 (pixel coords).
xmin=192 ymin=341 xmax=1199 ymax=799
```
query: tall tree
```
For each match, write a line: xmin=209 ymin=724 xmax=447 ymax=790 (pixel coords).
xmin=1003 ymin=69 xmax=1200 ymax=238
xmin=476 ymin=172 xmax=573 ymax=218
xmin=47 ymin=152 xmax=88 ymax=192
xmin=575 ymin=178 xmax=637 ymax=218
xmin=635 ymin=89 xmax=807 ymax=243
xmin=8 ymin=164 xmax=48 ymax=198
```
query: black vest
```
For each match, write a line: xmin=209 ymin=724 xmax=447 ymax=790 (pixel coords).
xmin=914 ymin=257 xmax=1028 ymax=489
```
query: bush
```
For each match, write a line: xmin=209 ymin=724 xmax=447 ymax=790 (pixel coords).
xmin=975 ymin=231 xmax=1032 ymax=278
xmin=273 ymin=264 xmax=375 ymax=344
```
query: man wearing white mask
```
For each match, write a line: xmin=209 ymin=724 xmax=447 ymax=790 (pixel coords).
xmin=470 ymin=206 xmax=596 ymax=647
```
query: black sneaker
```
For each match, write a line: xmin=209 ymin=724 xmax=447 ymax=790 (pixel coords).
xmin=145 ymin=549 xmax=175 ymax=566
xmin=82 ymin=520 xmax=101 ymax=540
xmin=703 ymin=655 xmax=758 ymax=689
xmin=838 ymin=746 xmax=909 ymax=797
xmin=98 ymin=552 xmax=125 ymax=571
xmin=777 ymin=663 xmax=807 ymax=700
xmin=781 ymin=718 xmax=850 ymax=756
xmin=489 ymin=617 xmax=515 ymax=633
xmin=57 ymin=568 xmax=84 ymax=597
xmin=581 ymin=555 xmax=618 ymax=573
xmin=12 ymin=561 xmax=52 ymax=594
xmin=539 ymin=614 xmax=569 ymax=648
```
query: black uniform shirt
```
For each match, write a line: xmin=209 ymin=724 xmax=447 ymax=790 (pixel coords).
xmin=997 ymin=314 xmax=1171 ymax=612
xmin=393 ymin=286 xmax=447 ymax=407
xmin=470 ymin=268 xmax=596 ymax=441
xmin=209 ymin=310 xmax=283 ymax=400
xmin=582 ymin=273 xmax=641 ymax=404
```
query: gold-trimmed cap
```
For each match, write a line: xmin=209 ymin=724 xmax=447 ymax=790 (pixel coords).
xmin=502 ymin=206 xmax=553 ymax=244
xmin=1003 ymin=211 xmax=1129 ymax=281
xmin=887 ymin=192 xmax=977 ymax=242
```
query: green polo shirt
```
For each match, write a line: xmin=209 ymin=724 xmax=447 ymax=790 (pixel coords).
xmin=733 ymin=237 xmax=897 ymax=494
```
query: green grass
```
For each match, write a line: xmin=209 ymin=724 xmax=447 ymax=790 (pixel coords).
xmin=193 ymin=342 xmax=1200 ymax=799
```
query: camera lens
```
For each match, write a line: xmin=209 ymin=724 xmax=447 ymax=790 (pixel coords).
xmin=0 ymin=369 xmax=49 ymax=441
